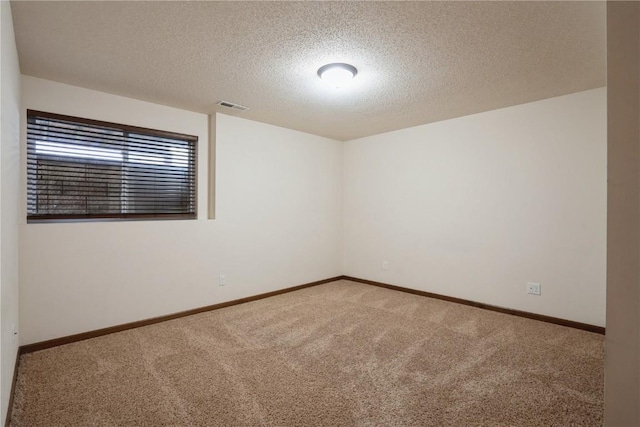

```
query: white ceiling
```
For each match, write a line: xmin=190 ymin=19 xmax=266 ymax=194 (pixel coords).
xmin=11 ymin=1 xmax=606 ymax=141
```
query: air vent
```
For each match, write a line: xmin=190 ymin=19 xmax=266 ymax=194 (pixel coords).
xmin=216 ymin=100 xmax=249 ymax=112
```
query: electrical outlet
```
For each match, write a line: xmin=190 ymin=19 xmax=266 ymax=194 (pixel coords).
xmin=527 ymin=282 xmax=541 ymax=296
xmin=219 ymin=275 xmax=226 ymax=286
xmin=382 ymin=261 xmax=389 ymax=270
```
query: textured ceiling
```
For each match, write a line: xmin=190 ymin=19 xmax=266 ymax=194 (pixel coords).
xmin=11 ymin=1 xmax=606 ymax=141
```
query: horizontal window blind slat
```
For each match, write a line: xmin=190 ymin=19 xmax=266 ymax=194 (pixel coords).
xmin=27 ymin=176 xmax=196 ymax=186
xmin=28 ymin=193 xmax=185 ymax=199
xmin=27 ymin=137 xmax=195 ymax=159
xmin=26 ymin=156 xmax=196 ymax=168
xmin=27 ymin=133 xmax=193 ymax=155
xmin=27 ymin=171 xmax=195 ymax=181
xmin=27 ymin=213 xmax=196 ymax=222
xmin=28 ymin=119 xmax=194 ymax=145
xmin=27 ymin=164 xmax=196 ymax=179
xmin=29 ymin=110 xmax=198 ymax=141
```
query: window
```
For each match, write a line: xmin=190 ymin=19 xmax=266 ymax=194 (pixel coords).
xmin=26 ymin=110 xmax=197 ymax=222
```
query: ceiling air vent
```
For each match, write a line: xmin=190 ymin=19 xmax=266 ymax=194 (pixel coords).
xmin=216 ymin=100 xmax=249 ymax=112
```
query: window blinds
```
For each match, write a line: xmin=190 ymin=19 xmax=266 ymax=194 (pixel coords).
xmin=27 ymin=110 xmax=197 ymax=221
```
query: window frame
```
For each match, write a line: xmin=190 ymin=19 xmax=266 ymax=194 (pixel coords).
xmin=26 ymin=110 xmax=198 ymax=223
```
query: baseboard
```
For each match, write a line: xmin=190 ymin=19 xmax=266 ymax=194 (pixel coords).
xmin=18 ymin=273 xmax=605 ymax=356
xmin=342 ymin=276 xmax=605 ymax=335
xmin=4 ymin=347 xmax=20 ymax=427
xmin=19 ymin=276 xmax=343 ymax=355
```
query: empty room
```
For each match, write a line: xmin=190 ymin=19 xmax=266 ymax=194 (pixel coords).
xmin=1 ymin=1 xmax=638 ymax=426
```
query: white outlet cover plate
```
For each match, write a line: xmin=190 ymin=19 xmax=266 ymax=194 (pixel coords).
xmin=527 ymin=282 xmax=541 ymax=295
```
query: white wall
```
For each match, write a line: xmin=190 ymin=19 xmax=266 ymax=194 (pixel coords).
xmin=18 ymin=76 xmax=606 ymax=344
xmin=343 ymin=88 xmax=607 ymax=327
xmin=0 ymin=0 xmax=21 ymax=423
xmin=19 ymin=76 xmax=343 ymax=345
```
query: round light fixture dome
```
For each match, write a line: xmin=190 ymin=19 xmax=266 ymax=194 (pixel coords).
xmin=317 ymin=63 xmax=358 ymax=87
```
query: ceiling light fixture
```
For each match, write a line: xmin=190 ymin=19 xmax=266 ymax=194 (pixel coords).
xmin=317 ymin=63 xmax=358 ymax=88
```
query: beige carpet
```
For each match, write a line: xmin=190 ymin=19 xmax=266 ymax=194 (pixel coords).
xmin=11 ymin=280 xmax=604 ymax=426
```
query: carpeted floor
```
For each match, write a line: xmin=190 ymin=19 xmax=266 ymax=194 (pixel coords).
xmin=11 ymin=280 xmax=604 ymax=426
